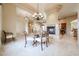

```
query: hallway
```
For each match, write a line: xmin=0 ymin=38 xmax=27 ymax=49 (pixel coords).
xmin=0 ymin=35 xmax=79 ymax=56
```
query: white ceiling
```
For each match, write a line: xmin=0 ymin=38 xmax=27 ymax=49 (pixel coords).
xmin=16 ymin=3 xmax=78 ymax=18
xmin=58 ymin=3 xmax=77 ymax=19
xmin=16 ymin=7 xmax=32 ymax=17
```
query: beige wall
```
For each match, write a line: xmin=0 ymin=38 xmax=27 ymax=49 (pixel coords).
xmin=47 ymin=13 xmax=58 ymax=25
xmin=77 ymin=4 xmax=79 ymax=45
xmin=2 ymin=4 xmax=16 ymax=37
xmin=0 ymin=5 xmax=2 ymax=46
xmin=66 ymin=18 xmax=73 ymax=37
xmin=16 ymin=15 xmax=26 ymax=35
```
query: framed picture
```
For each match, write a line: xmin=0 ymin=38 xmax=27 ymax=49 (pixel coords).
xmin=47 ymin=26 xmax=55 ymax=34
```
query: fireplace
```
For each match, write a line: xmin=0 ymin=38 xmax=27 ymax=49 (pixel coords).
xmin=47 ymin=26 xmax=55 ymax=34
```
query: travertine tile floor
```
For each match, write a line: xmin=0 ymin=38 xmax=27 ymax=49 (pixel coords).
xmin=0 ymin=35 xmax=79 ymax=56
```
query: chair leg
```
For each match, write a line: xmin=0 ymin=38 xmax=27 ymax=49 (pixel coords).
xmin=4 ymin=38 xmax=6 ymax=43
xmin=46 ymin=38 xmax=49 ymax=47
xmin=46 ymin=40 xmax=48 ymax=47
xmin=24 ymin=41 xmax=27 ymax=47
xmin=41 ymin=37 xmax=43 ymax=51
xmin=12 ymin=37 xmax=14 ymax=40
xmin=24 ymin=36 xmax=27 ymax=47
xmin=41 ymin=43 xmax=43 ymax=51
xmin=32 ymin=40 xmax=38 ymax=46
xmin=4 ymin=35 xmax=7 ymax=43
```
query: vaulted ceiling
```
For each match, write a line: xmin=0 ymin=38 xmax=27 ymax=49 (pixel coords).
xmin=16 ymin=3 xmax=78 ymax=19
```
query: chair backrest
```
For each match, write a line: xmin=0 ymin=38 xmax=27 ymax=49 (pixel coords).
xmin=3 ymin=30 xmax=6 ymax=33
xmin=2 ymin=30 xmax=6 ymax=36
xmin=1 ymin=30 xmax=6 ymax=43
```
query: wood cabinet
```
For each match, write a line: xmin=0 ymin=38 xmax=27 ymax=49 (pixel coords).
xmin=60 ymin=23 xmax=66 ymax=35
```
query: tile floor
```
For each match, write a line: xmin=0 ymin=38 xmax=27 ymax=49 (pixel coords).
xmin=0 ymin=35 xmax=79 ymax=56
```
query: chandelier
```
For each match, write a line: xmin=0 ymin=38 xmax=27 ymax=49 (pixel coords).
xmin=32 ymin=3 xmax=44 ymax=21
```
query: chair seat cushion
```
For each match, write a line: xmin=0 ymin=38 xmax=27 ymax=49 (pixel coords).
xmin=6 ymin=35 xmax=13 ymax=39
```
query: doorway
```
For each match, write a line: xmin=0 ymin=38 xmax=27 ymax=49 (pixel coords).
xmin=70 ymin=19 xmax=77 ymax=40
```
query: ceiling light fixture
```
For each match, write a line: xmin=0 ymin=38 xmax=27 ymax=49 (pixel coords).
xmin=32 ymin=3 xmax=44 ymax=21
